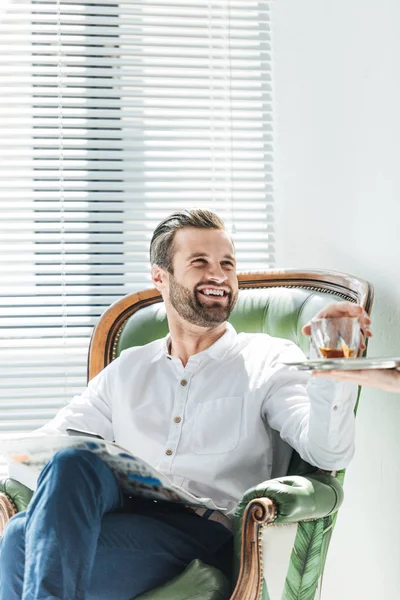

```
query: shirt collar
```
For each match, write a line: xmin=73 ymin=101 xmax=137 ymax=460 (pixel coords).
xmin=196 ymin=322 xmax=237 ymax=361
xmin=152 ymin=322 xmax=237 ymax=363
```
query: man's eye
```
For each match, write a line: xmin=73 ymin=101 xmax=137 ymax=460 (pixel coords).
xmin=192 ymin=259 xmax=206 ymax=265
xmin=221 ymin=261 xmax=234 ymax=268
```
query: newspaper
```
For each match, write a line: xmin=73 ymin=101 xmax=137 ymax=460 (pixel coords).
xmin=0 ymin=433 xmax=226 ymax=511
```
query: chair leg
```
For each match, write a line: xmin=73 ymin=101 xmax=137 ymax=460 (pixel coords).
xmin=0 ymin=493 xmax=18 ymax=537
xmin=230 ymin=498 xmax=277 ymax=600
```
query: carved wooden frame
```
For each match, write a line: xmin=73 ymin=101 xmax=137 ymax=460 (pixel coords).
xmin=230 ymin=498 xmax=277 ymax=599
xmin=0 ymin=493 xmax=17 ymax=537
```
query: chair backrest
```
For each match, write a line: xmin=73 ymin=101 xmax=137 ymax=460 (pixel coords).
xmin=88 ymin=268 xmax=373 ymax=381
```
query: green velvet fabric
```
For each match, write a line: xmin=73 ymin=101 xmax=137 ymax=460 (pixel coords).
xmin=135 ymin=559 xmax=229 ymax=600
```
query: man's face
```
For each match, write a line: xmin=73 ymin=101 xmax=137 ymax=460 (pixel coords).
xmin=164 ymin=228 xmax=238 ymax=328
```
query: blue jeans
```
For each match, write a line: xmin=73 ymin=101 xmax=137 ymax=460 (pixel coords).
xmin=0 ymin=449 xmax=233 ymax=600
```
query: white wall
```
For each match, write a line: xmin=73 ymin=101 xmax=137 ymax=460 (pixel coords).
xmin=271 ymin=1 xmax=400 ymax=598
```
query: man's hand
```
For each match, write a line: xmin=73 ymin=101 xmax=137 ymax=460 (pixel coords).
xmin=312 ymin=368 xmax=400 ymax=393
xmin=301 ymin=301 xmax=372 ymax=352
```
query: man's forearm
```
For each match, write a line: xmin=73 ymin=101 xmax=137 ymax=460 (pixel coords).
xmin=304 ymin=376 xmax=358 ymax=470
xmin=265 ymin=367 xmax=358 ymax=471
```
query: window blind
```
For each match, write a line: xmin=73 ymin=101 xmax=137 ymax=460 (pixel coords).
xmin=0 ymin=0 xmax=274 ymax=472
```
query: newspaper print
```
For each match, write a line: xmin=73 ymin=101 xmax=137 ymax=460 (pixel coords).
xmin=0 ymin=434 xmax=225 ymax=511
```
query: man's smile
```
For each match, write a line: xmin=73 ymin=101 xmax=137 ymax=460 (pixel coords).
xmin=196 ymin=287 xmax=230 ymax=302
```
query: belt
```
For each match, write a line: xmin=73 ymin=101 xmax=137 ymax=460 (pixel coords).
xmin=190 ymin=506 xmax=233 ymax=532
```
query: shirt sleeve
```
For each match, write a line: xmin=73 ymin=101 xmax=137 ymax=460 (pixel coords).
xmin=261 ymin=340 xmax=358 ymax=471
xmin=35 ymin=367 xmax=115 ymax=440
xmin=7 ymin=362 xmax=120 ymax=487
xmin=7 ymin=366 xmax=116 ymax=487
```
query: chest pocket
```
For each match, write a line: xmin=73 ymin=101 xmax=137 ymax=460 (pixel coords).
xmin=193 ymin=396 xmax=243 ymax=455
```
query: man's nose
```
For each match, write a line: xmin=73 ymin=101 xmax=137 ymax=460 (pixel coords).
xmin=207 ymin=263 xmax=228 ymax=283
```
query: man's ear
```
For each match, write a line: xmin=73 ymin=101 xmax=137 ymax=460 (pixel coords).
xmin=151 ymin=264 xmax=168 ymax=292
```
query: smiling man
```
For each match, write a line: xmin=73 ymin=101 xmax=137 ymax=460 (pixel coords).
xmin=150 ymin=214 xmax=239 ymax=366
xmin=0 ymin=209 xmax=372 ymax=600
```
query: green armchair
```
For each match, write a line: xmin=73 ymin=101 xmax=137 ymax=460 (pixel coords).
xmin=0 ymin=269 xmax=373 ymax=600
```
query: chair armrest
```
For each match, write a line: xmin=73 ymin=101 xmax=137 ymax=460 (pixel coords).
xmin=0 ymin=478 xmax=33 ymax=536
xmin=235 ymin=472 xmax=343 ymax=526
xmin=0 ymin=478 xmax=34 ymax=513
xmin=230 ymin=473 xmax=343 ymax=599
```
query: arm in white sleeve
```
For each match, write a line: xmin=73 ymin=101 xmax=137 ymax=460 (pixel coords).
xmin=7 ymin=362 xmax=118 ymax=487
xmin=35 ymin=367 xmax=115 ymax=440
xmin=262 ymin=340 xmax=358 ymax=470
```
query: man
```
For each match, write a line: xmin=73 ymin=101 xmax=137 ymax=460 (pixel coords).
xmin=0 ymin=209 xmax=372 ymax=600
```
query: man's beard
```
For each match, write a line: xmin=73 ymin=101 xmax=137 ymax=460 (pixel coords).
xmin=168 ymin=275 xmax=238 ymax=328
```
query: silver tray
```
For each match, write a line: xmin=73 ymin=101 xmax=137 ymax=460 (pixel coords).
xmin=283 ymin=357 xmax=400 ymax=371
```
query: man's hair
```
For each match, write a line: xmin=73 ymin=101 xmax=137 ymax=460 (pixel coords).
xmin=150 ymin=208 xmax=226 ymax=273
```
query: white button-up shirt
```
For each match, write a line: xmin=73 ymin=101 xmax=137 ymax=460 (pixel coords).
xmin=15 ymin=324 xmax=358 ymax=514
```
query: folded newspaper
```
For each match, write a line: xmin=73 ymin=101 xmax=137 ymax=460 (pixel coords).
xmin=0 ymin=433 xmax=225 ymax=512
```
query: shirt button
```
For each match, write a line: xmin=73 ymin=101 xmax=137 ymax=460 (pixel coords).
xmin=165 ymin=449 xmax=173 ymax=456
xmin=174 ymin=416 xmax=182 ymax=423
xmin=333 ymin=405 xmax=338 ymax=411
xmin=180 ymin=379 xmax=188 ymax=386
